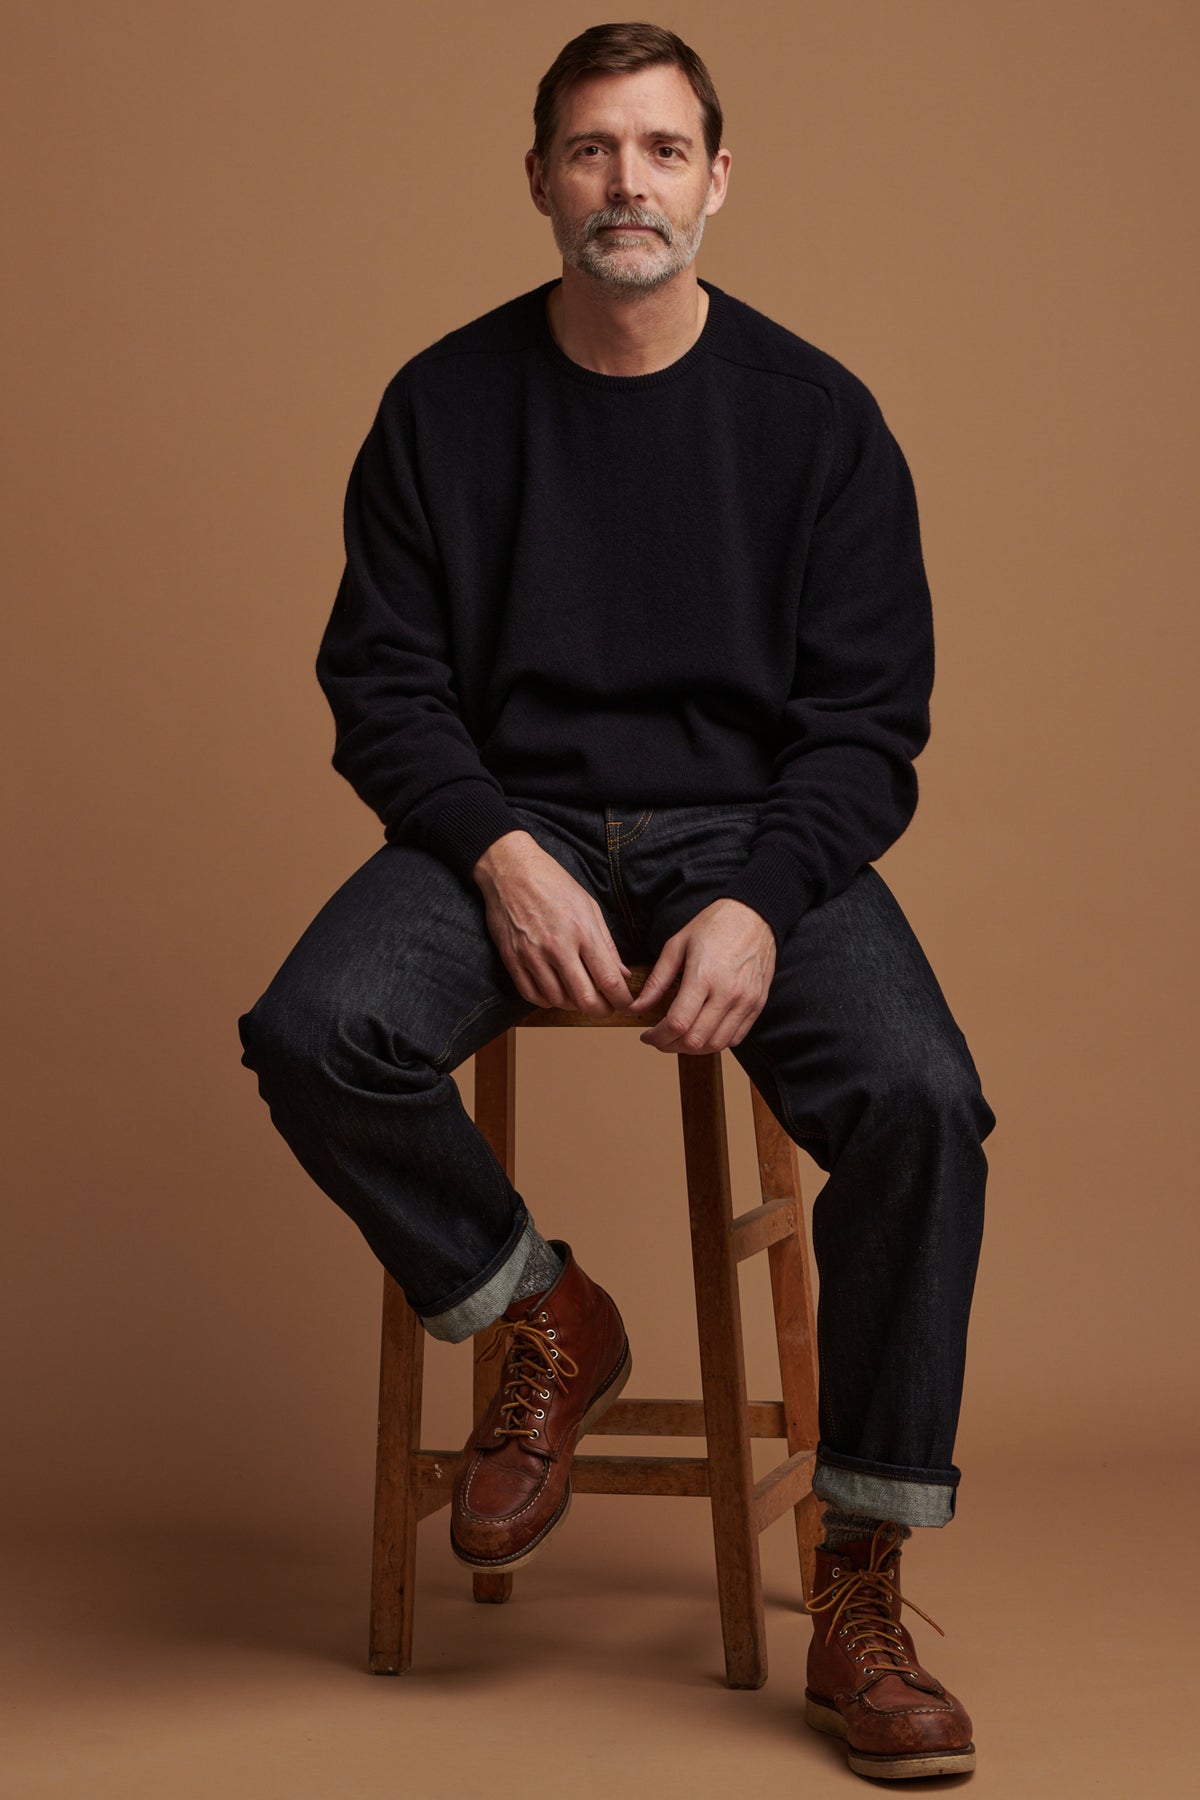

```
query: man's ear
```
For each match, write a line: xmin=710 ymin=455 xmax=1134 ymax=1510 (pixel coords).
xmin=525 ymin=149 xmax=550 ymax=217
xmin=705 ymin=147 xmax=732 ymax=218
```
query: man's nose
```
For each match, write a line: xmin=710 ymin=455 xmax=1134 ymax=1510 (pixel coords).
xmin=607 ymin=147 xmax=647 ymax=204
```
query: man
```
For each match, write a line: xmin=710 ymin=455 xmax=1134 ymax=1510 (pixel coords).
xmin=238 ymin=21 xmax=995 ymax=1783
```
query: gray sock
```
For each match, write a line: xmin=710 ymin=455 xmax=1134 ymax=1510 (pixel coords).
xmin=508 ymin=1229 xmax=564 ymax=1305
xmin=820 ymin=1505 xmax=913 ymax=1550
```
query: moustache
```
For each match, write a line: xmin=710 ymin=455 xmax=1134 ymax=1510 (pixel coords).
xmin=587 ymin=213 xmax=672 ymax=242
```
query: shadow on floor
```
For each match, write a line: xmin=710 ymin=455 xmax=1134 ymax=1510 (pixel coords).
xmin=7 ymin=1506 xmax=786 ymax=1689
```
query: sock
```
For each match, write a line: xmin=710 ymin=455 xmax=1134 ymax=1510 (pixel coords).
xmin=508 ymin=1229 xmax=564 ymax=1305
xmin=820 ymin=1504 xmax=913 ymax=1550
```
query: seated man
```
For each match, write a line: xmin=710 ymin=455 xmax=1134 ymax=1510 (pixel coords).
xmin=238 ymin=21 xmax=996 ymax=1784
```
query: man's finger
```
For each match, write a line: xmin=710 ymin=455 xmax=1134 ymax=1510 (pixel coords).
xmin=651 ymin=986 xmax=731 ymax=1054
xmin=556 ymin=960 xmax=610 ymax=1013
xmin=591 ymin=967 xmax=636 ymax=1010
xmin=581 ymin=935 xmax=636 ymax=1009
xmin=701 ymin=997 xmax=761 ymax=1054
xmin=498 ymin=939 xmax=553 ymax=1008
xmin=523 ymin=951 xmax=570 ymax=1010
xmin=722 ymin=999 xmax=766 ymax=1050
xmin=628 ymin=935 xmax=685 ymax=1010
xmin=590 ymin=908 xmax=633 ymax=981
xmin=639 ymin=963 xmax=711 ymax=1049
xmin=550 ymin=930 xmax=633 ymax=1014
xmin=510 ymin=970 xmax=546 ymax=1008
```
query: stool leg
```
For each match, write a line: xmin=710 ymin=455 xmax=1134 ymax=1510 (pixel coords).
xmin=750 ymin=1086 xmax=823 ymax=1604
xmin=470 ymin=1031 xmax=516 ymax=1605
xmin=679 ymin=1051 xmax=767 ymax=1689
xmin=370 ymin=1271 xmax=424 ymax=1673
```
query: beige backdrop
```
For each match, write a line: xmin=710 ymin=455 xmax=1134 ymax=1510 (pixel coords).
xmin=4 ymin=3 xmax=1197 ymax=1794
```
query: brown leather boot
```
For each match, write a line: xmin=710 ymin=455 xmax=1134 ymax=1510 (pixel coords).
xmin=804 ymin=1521 xmax=976 ymax=1780
xmin=449 ymin=1240 xmax=631 ymax=1571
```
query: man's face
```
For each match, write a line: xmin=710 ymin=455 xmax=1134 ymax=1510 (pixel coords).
xmin=527 ymin=65 xmax=730 ymax=292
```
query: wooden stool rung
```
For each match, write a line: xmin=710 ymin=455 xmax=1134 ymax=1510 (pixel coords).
xmin=752 ymin=1448 xmax=818 ymax=1535
xmin=412 ymin=1449 xmax=455 ymax=1521
xmin=730 ymin=1194 xmax=797 ymax=1261
xmin=587 ymin=1397 xmax=788 ymax=1437
xmin=415 ymin=1487 xmax=449 ymax=1524
xmin=413 ymin=1441 xmax=818 ymax=1525
xmin=571 ymin=1452 xmax=711 ymax=1497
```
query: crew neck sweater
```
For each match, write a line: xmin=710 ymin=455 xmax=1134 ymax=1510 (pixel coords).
xmin=315 ymin=277 xmax=935 ymax=947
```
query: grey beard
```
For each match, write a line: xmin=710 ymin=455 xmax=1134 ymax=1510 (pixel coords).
xmin=549 ymin=200 xmax=710 ymax=291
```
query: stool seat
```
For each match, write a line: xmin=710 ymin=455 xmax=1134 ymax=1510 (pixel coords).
xmin=370 ymin=965 xmax=821 ymax=1688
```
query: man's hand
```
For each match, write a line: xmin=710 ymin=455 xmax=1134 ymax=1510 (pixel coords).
xmin=628 ymin=898 xmax=776 ymax=1054
xmin=473 ymin=831 xmax=636 ymax=1014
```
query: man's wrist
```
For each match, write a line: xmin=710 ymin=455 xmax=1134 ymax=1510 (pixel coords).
xmin=472 ymin=829 xmax=537 ymax=886
xmin=712 ymin=848 xmax=816 ymax=951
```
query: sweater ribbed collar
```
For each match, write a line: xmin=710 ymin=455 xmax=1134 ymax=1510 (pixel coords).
xmin=532 ymin=276 xmax=722 ymax=390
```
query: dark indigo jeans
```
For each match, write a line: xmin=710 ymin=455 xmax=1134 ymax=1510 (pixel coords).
xmin=237 ymin=799 xmax=996 ymax=1529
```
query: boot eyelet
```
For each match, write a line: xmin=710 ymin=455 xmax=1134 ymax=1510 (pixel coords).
xmin=550 ymin=1348 xmax=559 ymax=1358
xmin=545 ymin=1328 xmax=557 ymax=1339
xmin=534 ymin=1409 xmax=545 ymax=1419
xmin=538 ymin=1312 xmax=549 ymax=1321
xmin=540 ymin=1389 xmax=550 ymax=1399
xmin=493 ymin=1427 xmax=502 ymax=1436
xmin=530 ymin=1429 xmax=539 ymax=1439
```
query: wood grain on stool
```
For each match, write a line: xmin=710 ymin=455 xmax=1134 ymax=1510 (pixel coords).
xmin=369 ymin=966 xmax=821 ymax=1687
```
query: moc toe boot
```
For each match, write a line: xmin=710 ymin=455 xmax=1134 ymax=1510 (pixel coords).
xmin=450 ymin=1239 xmax=631 ymax=1571
xmin=804 ymin=1521 xmax=976 ymax=1780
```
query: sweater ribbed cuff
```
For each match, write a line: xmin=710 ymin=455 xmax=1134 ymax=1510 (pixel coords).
xmin=710 ymin=845 xmax=817 ymax=949
xmin=404 ymin=780 xmax=525 ymax=884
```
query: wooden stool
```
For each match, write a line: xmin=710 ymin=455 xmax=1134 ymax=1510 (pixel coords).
xmin=369 ymin=966 xmax=822 ymax=1688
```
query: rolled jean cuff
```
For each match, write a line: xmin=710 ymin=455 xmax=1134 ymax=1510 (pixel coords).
xmin=813 ymin=1443 xmax=961 ymax=1529
xmin=417 ymin=1211 xmax=535 ymax=1344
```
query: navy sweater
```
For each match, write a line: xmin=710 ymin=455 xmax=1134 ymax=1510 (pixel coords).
xmin=315 ymin=277 xmax=934 ymax=946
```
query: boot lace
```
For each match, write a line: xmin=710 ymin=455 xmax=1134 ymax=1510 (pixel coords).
xmin=479 ymin=1312 xmax=580 ymax=1442
xmin=804 ymin=1520 xmax=945 ymax=1678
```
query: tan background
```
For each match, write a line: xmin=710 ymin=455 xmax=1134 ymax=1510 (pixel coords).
xmin=4 ymin=2 xmax=1197 ymax=1794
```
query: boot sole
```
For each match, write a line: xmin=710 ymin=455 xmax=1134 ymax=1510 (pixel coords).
xmin=450 ymin=1339 xmax=633 ymax=1573
xmin=805 ymin=1695 xmax=976 ymax=1780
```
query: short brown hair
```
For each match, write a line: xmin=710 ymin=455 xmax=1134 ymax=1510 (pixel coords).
xmin=531 ymin=22 xmax=724 ymax=166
